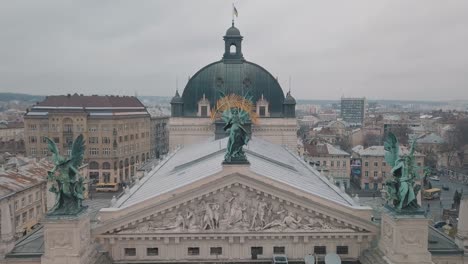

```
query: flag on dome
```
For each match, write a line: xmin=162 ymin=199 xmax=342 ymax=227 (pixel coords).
xmin=233 ymin=5 xmax=238 ymax=17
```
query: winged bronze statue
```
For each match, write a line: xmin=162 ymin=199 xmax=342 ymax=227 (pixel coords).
xmin=383 ymin=132 xmax=421 ymax=211
xmin=222 ymin=107 xmax=250 ymax=163
xmin=46 ymin=134 xmax=87 ymax=216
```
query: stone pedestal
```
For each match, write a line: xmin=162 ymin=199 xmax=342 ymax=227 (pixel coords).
xmin=379 ymin=206 xmax=433 ymax=264
xmin=455 ymin=198 xmax=468 ymax=263
xmin=41 ymin=210 xmax=96 ymax=264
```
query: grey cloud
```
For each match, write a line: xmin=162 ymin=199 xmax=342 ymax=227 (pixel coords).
xmin=0 ymin=0 xmax=467 ymax=100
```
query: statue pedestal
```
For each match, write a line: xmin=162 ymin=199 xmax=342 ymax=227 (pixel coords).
xmin=379 ymin=206 xmax=433 ymax=264
xmin=41 ymin=210 xmax=96 ymax=264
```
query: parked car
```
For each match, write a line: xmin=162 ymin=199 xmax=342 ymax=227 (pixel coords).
xmin=429 ymin=176 xmax=440 ymax=181
xmin=272 ymin=255 xmax=288 ymax=264
xmin=442 ymin=185 xmax=450 ymax=191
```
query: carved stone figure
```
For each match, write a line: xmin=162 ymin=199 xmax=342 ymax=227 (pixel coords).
xmin=116 ymin=187 xmax=359 ymax=234
xmin=46 ymin=134 xmax=86 ymax=216
xmin=283 ymin=212 xmax=302 ymax=229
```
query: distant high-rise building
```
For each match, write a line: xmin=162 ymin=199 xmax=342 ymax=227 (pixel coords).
xmin=340 ymin=97 xmax=366 ymax=126
xmin=23 ymin=94 xmax=151 ymax=184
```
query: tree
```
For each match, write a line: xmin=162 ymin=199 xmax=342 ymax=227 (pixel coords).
xmin=336 ymin=136 xmax=352 ymax=153
xmin=386 ymin=124 xmax=410 ymax=145
xmin=441 ymin=118 xmax=468 ymax=168
xmin=363 ymin=133 xmax=381 ymax=148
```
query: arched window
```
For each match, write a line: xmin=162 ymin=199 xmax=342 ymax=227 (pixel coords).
xmin=130 ymin=156 xmax=135 ymax=165
xmin=119 ymin=160 xmax=123 ymax=169
xmin=89 ymin=161 xmax=99 ymax=170
xmin=230 ymin=44 xmax=236 ymax=54
xmin=102 ymin=162 xmax=111 ymax=170
xmin=125 ymin=158 xmax=129 ymax=167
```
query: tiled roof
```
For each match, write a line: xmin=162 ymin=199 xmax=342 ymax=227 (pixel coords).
xmin=305 ymin=142 xmax=350 ymax=156
xmin=0 ymin=158 xmax=51 ymax=198
xmin=355 ymin=146 xmax=424 ymax=157
xmin=34 ymin=94 xmax=145 ymax=108
xmin=417 ymin=133 xmax=445 ymax=144
xmin=114 ymin=137 xmax=358 ymax=209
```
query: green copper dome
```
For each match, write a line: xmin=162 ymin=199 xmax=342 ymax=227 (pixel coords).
xmin=179 ymin=23 xmax=287 ymax=117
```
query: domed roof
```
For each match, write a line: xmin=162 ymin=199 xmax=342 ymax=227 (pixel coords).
xmin=225 ymin=25 xmax=241 ymax=36
xmin=181 ymin=61 xmax=285 ymax=116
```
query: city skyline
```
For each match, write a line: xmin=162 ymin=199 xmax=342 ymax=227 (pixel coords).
xmin=0 ymin=1 xmax=467 ymax=101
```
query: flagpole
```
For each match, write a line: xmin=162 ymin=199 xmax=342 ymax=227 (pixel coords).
xmin=232 ymin=3 xmax=234 ymax=26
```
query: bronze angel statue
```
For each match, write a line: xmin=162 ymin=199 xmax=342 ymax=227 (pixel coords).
xmin=222 ymin=107 xmax=250 ymax=163
xmin=383 ymin=132 xmax=421 ymax=211
xmin=46 ymin=134 xmax=87 ymax=216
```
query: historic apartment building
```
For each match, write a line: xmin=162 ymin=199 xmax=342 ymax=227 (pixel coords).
xmin=303 ymin=140 xmax=351 ymax=189
xmin=353 ymin=145 xmax=424 ymax=190
xmin=23 ymin=94 xmax=151 ymax=184
xmin=0 ymin=157 xmax=50 ymax=242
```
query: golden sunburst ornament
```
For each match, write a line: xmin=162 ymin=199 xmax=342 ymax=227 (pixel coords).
xmin=210 ymin=94 xmax=258 ymax=124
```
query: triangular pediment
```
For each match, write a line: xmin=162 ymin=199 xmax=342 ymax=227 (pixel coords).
xmin=94 ymin=174 xmax=377 ymax=236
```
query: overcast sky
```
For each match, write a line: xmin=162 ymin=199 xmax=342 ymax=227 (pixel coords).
xmin=1 ymin=1 xmax=467 ymax=101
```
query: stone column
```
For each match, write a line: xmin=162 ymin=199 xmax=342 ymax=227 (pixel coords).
xmin=455 ymin=197 xmax=468 ymax=263
xmin=379 ymin=206 xmax=433 ymax=264
xmin=0 ymin=200 xmax=15 ymax=259
xmin=41 ymin=210 xmax=96 ymax=264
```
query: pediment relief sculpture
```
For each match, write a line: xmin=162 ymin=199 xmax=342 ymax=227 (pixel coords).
xmin=116 ymin=187 xmax=359 ymax=234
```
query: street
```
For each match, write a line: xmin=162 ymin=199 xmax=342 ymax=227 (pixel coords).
xmin=422 ymin=175 xmax=468 ymax=223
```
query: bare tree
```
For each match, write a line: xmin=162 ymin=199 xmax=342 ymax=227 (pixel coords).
xmin=363 ymin=133 xmax=381 ymax=148
xmin=386 ymin=124 xmax=410 ymax=145
xmin=441 ymin=118 xmax=468 ymax=167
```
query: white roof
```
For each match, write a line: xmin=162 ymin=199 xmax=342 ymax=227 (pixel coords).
xmin=115 ymin=137 xmax=358 ymax=209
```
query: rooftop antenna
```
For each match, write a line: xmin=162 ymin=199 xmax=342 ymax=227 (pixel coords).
xmin=176 ymin=76 xmax=179 ymax=93
xmin=288 ymin=76 xmax=291 ymax=93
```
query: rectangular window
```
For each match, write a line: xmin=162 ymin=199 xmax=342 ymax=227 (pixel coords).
xmin=314 ymin=246 xmax=326 ymax=254
xmin=365 ymin=171 xmax=369 ymax=177
xmin=28 ymin=124 xmax=37 ymax=131
xmin=210 ymin=247 xmax=222 ymax=255
xmin=259 ymin=106 xmax=266 ymax=117
xmin=42 ymin=148 xmax=48 ymax=155
xmin=188 ymin=247 xmax=200 ymax=256
xmin=201 ymin=106 xmax=208 ymax=117
xmin=88 ymin=137 xmax=99 ymax=144
xmin=36 ymin=205 xmax=41 ymax=215
xmin=103 ymin=148 xmax=111 ymax=156
xmin=28 ymin=194 xmax=33 ymax=204
xmin=14 ymin=201 xmax=18 ymax=210
xmin=374 ymin=171 xmax=378 ymax=177
xmin=89 ymin=148 xmax=99 ymax=156
xmin=35 ymin=191 xmax=40 ymax=201
xmin=102 ymin=137 xmax=111 ymax=144
xmin=337 ymin=161 xmax=340 ymax=167
xmin=365 ymin=162 xmax=369 ymax=167
xmin=124 ymin=248 xmax=136 ymax=256
xmin=382 ymin=162 xmax=386 ymax=167
xmin=42 ymin=136 xmax=48 ymax=143
xmin=382 ymin=171 xmax=386 ymax=177
xmin=374 ymin=162 xmax=378 ymax=167
xmin=323 ymin=160 xmax=327 ymax=166
xmin=343 ymin=161 xmax=346 ymax=167
xmin=124 ymin=135 xmax=128 ymax=142
xmin=22 ymin=212 xmax=27 ymax=223
xmin=337 ymin=246 xmax=348 ymax=255
xmin=331 ymin=161 xmax=334 ymax=167
xmin=251 ymin=247 xmax=263 ymax=258
xmin=53 ymin=137 xmax=60 ymax=143
xmin=21 ymin=197 xmax=25 ymax=207
xmin=30 ymin=148 xmax=37 ymax=156
xmin=273 ymin=246 xmax=285 ymax=254
xmin=88 ymin=126 xmax=98 ymax=132
xmin=29 ymin=208 xmax=34 ymax=219
xmin=147 ymin=247 xmax=158 ymax=256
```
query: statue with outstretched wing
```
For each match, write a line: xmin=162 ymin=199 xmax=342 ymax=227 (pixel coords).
xmin=46 ymin=134 xmax=87 ymax=216
xmin=383 ymin=132 xmax=421 ymax=211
